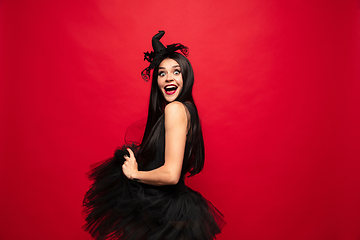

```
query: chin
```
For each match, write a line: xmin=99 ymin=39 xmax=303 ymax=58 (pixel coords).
xmin=162 ymin=91 xmax=179 ymax=103
xmin=165 ymin=96 xmax=177 ymax=103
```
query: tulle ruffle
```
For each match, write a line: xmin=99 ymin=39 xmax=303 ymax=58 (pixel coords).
xmin=83 ymin=146 xmax=225 ymax=240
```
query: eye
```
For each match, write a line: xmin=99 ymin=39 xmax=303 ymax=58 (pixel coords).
xmin=158 ymin=71 xmax=166 ymax=77
xmin=174 ymin=69 xmax=181 ymax=75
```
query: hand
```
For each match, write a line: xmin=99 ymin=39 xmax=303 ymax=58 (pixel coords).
xmin=122 ymin=148 xmax=138 ymax=180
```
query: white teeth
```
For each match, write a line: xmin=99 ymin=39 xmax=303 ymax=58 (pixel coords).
xmin=165 ymin=85 xmax=177 ymax=91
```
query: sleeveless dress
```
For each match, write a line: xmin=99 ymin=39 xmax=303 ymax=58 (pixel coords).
xmin=83 ymin=103 xmax=225 ymax=240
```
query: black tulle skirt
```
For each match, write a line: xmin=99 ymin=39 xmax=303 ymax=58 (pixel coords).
xmin=83 ymin=147 xmax=225 ymax=240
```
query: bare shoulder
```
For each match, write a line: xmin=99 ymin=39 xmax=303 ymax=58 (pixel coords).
xmin=164 ymin=101 xmax=186 ymax=115
xmin=164 ymin=101 xmax=187 ymax=122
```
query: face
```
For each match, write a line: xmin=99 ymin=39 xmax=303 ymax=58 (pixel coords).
xmin=157 ymin=58 xmax=183 ymax=103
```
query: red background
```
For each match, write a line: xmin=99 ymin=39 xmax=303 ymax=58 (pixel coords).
xmin=1 ymin=0 xmax=360 ymax=239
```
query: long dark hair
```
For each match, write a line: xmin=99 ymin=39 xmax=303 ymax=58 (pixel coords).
xmin=137 ymin=52 xmax=205 ymax=177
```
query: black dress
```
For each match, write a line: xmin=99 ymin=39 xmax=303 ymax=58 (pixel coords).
xmin=83 ymin=103 xmax=225 ymax=240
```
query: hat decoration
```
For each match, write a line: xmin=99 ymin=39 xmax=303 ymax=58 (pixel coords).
xmin=141 ymin=30 xmax=189 ymax=81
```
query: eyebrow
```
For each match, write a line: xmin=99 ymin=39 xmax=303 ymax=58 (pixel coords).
xmin=158 ymin=65 xmax=180 ymax=70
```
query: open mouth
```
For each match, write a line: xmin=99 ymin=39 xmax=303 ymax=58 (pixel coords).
xmin=164 ymin=84 xmax=178 ymax=95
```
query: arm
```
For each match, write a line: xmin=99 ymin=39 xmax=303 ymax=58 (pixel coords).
xmin=122 ymin=101 xmax=188 ymax=186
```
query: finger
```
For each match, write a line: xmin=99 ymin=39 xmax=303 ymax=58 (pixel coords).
xmin=127 ymin=148 xmax=135 ymax=158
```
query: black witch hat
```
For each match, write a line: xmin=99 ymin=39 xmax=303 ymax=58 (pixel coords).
xmin=141 ymin=30 xmax=189 ymax=81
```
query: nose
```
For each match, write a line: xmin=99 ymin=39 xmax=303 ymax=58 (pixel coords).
xmin=165 ymin=73 xmax=174 ymax=82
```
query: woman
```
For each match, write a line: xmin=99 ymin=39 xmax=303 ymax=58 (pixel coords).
xmin=83 ymin=31 xmax=225 ymax=240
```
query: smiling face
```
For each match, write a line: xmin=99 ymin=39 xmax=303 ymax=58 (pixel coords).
xmin=157 ymin=58 xmax=183 ymax=103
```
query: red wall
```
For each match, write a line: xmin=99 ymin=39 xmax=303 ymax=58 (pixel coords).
xmin=1 ymin=1 xmax=360 ymax=239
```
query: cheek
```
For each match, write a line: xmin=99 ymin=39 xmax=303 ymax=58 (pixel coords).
xmin=178 ymin=78 xmax=184 ymax=92
xmin=157 ymin=78 xmax=162 ymax=88
xmin=179 ymin=77 xmax=184 ymax=87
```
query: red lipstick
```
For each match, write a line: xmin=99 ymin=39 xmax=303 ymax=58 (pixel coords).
xmin=164 ymin=84 xmax=178 ymax=95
